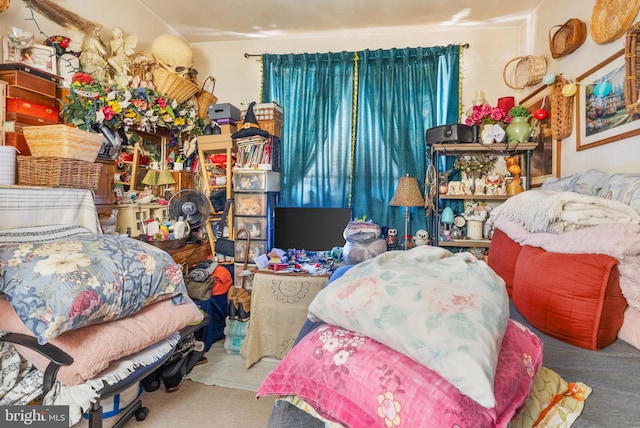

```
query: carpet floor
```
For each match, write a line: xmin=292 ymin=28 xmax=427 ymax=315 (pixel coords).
xmin=186 ymin=341 xmax=280 ymax=391
xmin=73 ymin=342 xmax=279 ymax=428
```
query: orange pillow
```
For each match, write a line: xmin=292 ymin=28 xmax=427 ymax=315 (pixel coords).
xmin=512 ymin=245 xmax=626 ymax=350
xmin=487 ymin=228 xmax=523 ymax=297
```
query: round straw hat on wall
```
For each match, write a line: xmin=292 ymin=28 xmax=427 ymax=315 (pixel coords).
xmin=590 ymin=0 xmax=640 ymax=44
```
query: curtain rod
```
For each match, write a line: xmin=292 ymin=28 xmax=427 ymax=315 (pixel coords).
xmin=243 ymin=43 xmax=470 ymax=58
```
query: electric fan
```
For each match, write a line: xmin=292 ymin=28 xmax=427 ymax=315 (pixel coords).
xmin=168 ymin=189 xmax=211 ymax=229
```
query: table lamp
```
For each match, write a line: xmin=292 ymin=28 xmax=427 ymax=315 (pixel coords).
xmin=141 ymin=169 xmax=158 ymax=186
xmin=389 ymin=174 xmax=425 ymax=250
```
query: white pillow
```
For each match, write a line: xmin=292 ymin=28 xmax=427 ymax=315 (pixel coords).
xmin=308 ymin=246 xmax=509 ymax=408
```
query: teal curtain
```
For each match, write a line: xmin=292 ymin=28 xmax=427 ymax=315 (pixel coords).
xmin=353 ymin=46 xmax=460 ymax=232
xmin=262 ymin=52 xmax=354 ymax=207
xmin=262 ymin=45 xmax=460 ymax=231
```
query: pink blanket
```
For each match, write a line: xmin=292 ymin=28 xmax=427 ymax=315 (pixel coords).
xmin=0 ymin=298 xmax=203 ymax=385
xmin=491 ymin=217 xmax=640 ymax=310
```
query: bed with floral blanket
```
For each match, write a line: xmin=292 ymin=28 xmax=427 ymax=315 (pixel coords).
xmin=0 ymin=186 xmax=203 ymax=426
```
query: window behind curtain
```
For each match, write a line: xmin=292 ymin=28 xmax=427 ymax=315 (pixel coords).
xmin=262 ymin=45 xmax=460 ymax=232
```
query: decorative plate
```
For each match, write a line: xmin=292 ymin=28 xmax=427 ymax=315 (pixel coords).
xmin=590 ymin=0 xmax=640 ymax=44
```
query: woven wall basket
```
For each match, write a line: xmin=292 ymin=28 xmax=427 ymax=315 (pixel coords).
xmin=503 ymin=56 xmax=547 ymax=90
xmin=591 ymin=0 xmax=640 ymax=44
xmin=550 ymin=75 xmax=574 ymax=140
xmin=625 ymin=22 xmax=640 ymax=114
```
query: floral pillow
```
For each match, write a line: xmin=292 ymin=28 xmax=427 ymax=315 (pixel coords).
xmin=0 ymin=233 xmax=187 ymax=344
xmin=307 ymin=246 xmax=509 ymax=408
xmin=258 ymin=320 xmax=543 ymax=428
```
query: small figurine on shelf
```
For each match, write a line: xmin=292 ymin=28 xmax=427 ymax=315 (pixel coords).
xmin=413 ymin=229 xmax=429 ymax=246
xmin=386 ymin=228 xmax=398 ymax=250
xmin=505 ymin=155 xmax=525 ymax=195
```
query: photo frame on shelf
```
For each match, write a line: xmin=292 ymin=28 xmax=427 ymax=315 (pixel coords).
xmin=520 ymin=85 xmax=561 ymax=187
xmin=576 ymin=49 xmax=640 ymax=151
xmin=2 ymin=38 xmax=57 ymax=75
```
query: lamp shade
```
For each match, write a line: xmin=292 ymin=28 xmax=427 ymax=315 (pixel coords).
xmin=141 ymin=169 xmax=158 ymax=186
xmin=441 ymin=207 xmax=455 ymax=224
xmin=157 ymin=170 xmax=176 ymax=186
xmin=389 ymin=174 xmax=425 ymax=207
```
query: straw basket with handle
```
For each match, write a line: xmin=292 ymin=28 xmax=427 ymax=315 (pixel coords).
xmin=549 ymin=18 xmax=587 ymax=59
xmin=196 ymin=76 xmax=218 ymax=120
xmin=503 ymin=56 xmax=547 ymax=90
xmin=152 ymin=68 xmax=199 ymax=104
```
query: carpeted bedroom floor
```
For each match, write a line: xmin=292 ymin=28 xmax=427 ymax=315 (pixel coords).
xmin=74 ymin=342 xmax=279 ymax=428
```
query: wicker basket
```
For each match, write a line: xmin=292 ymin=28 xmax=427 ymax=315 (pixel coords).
xmin=503 ymin=56 xmax=547 ymax=90
xmin=625 ymin=22 xmax=640 ymax=115
xmin=22 ymin=125 xmax=104 ymax=163
xmin=549 ymin=18 xmax=587 ymax=59
xmin=549 ymin=75 xmax=574 ymax=140
xmin=17 ymin=156 xmax=102 ymax=189
xmin=591 ymin=0 xmax=640 ymax=44
xmin=196 ymin=76 xmax=218 ymax=120
xmin=152 ymin=68 xmax=199 ymax=103
xmin=240 ymin=103 xmax=284 ymax=137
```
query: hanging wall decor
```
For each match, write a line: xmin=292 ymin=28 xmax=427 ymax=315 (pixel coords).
xmin=576 ymin=49 xmax=640 ymax=150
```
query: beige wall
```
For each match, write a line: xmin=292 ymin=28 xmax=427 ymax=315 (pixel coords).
xmin=2 ymin=0 xmax=638 ymax=176
xmin=520 ymin=0 xmax=638 ymax=175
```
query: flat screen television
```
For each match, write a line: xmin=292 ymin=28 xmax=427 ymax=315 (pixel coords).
xmin=274 ymin=207 xmax=352 ymax=251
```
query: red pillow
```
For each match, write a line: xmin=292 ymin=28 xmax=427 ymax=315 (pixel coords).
xmin=487 ymin=228 xmax=523 ymax=297
xmin=512 ymin=245 xmax=626 ymax=350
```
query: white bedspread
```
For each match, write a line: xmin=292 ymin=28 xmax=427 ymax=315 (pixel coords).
xmin=489 ymin=190 xmax=640 ymax=233
xmin=0 ymin=185 xmax=101 ymax=234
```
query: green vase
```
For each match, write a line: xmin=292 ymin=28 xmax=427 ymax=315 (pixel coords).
xmin=505 ymin=115 xmax=534 ymax=143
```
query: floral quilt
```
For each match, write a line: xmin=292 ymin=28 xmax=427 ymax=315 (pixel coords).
xmin=0 ymin=226 xmax=187 ymax=344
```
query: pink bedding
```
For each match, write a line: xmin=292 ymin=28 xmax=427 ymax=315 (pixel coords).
xmin=0 ymin=298 xmax=203 ymax=385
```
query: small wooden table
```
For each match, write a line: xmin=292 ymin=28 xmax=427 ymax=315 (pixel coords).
xmin=240 ymin=271 xmax=329 ymax=368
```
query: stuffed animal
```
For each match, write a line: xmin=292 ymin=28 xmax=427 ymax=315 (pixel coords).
xmin=413 ymin=229 xmax=429 ymax=246
xmin=386 ymin=228 xmax=398 ymax=250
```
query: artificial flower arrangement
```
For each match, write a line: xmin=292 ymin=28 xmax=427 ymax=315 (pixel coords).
xmin=61 ymin=71 xmax=205 ymax=137
xmin=465 ymin=104 xmax=513 ymax=128
xmin=454 ymin=153 xmax=498 ymax=176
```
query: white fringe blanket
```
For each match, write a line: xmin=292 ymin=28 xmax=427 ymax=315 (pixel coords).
xmin=489 ymin=190 xmax=640 ymax=233
xmin=0 ymin=333 xmax=179 ymax=426
xmin=491 ymin=216 xmax=640 ymax=310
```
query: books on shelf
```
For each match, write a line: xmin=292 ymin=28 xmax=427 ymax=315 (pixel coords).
xmin=234 ymin=135 xmax=280 ymax=171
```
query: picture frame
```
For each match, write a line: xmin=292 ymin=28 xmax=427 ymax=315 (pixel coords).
xmin=576 ymin=49 xmax=640 ymax=151
xmin=519 ymin=85 xmax=561 ymax=187
xmin=2 ymin=38 xmax=57 ymax=75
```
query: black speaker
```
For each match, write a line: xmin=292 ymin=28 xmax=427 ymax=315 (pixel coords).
xmin=425 ymin=124 xmax=475 ymax=145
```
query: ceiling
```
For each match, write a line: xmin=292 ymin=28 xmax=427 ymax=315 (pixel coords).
xmin=137 ymin=0 xmax=544 ymax=44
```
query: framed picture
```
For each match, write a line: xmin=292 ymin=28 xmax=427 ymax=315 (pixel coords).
xmin=520 ymin=85 xmax=561 ymax=187
xmin=2 ymin=38 xmax=57 ymax=75
xmin=576 ymin=49 xmax=640 ymax=151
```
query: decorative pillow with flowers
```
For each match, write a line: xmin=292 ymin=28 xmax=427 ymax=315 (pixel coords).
xmin=258 ymin=320 xmax=543 ymax=428
xmin=307 ymin=246 xmax=510 ymax=408
xmin=0 ymin=231 xmax=188 ymax=344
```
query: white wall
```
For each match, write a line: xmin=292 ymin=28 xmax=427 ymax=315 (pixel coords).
xmin=191 ymin=26 xmax=522 ymax=118
xmin=0 ymin=1 xmax=178 ymax=53
xmin=3 ymin=0 xmax=638 ymax=176
xmin=520 ymin=0 xmax=639 ymax=175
